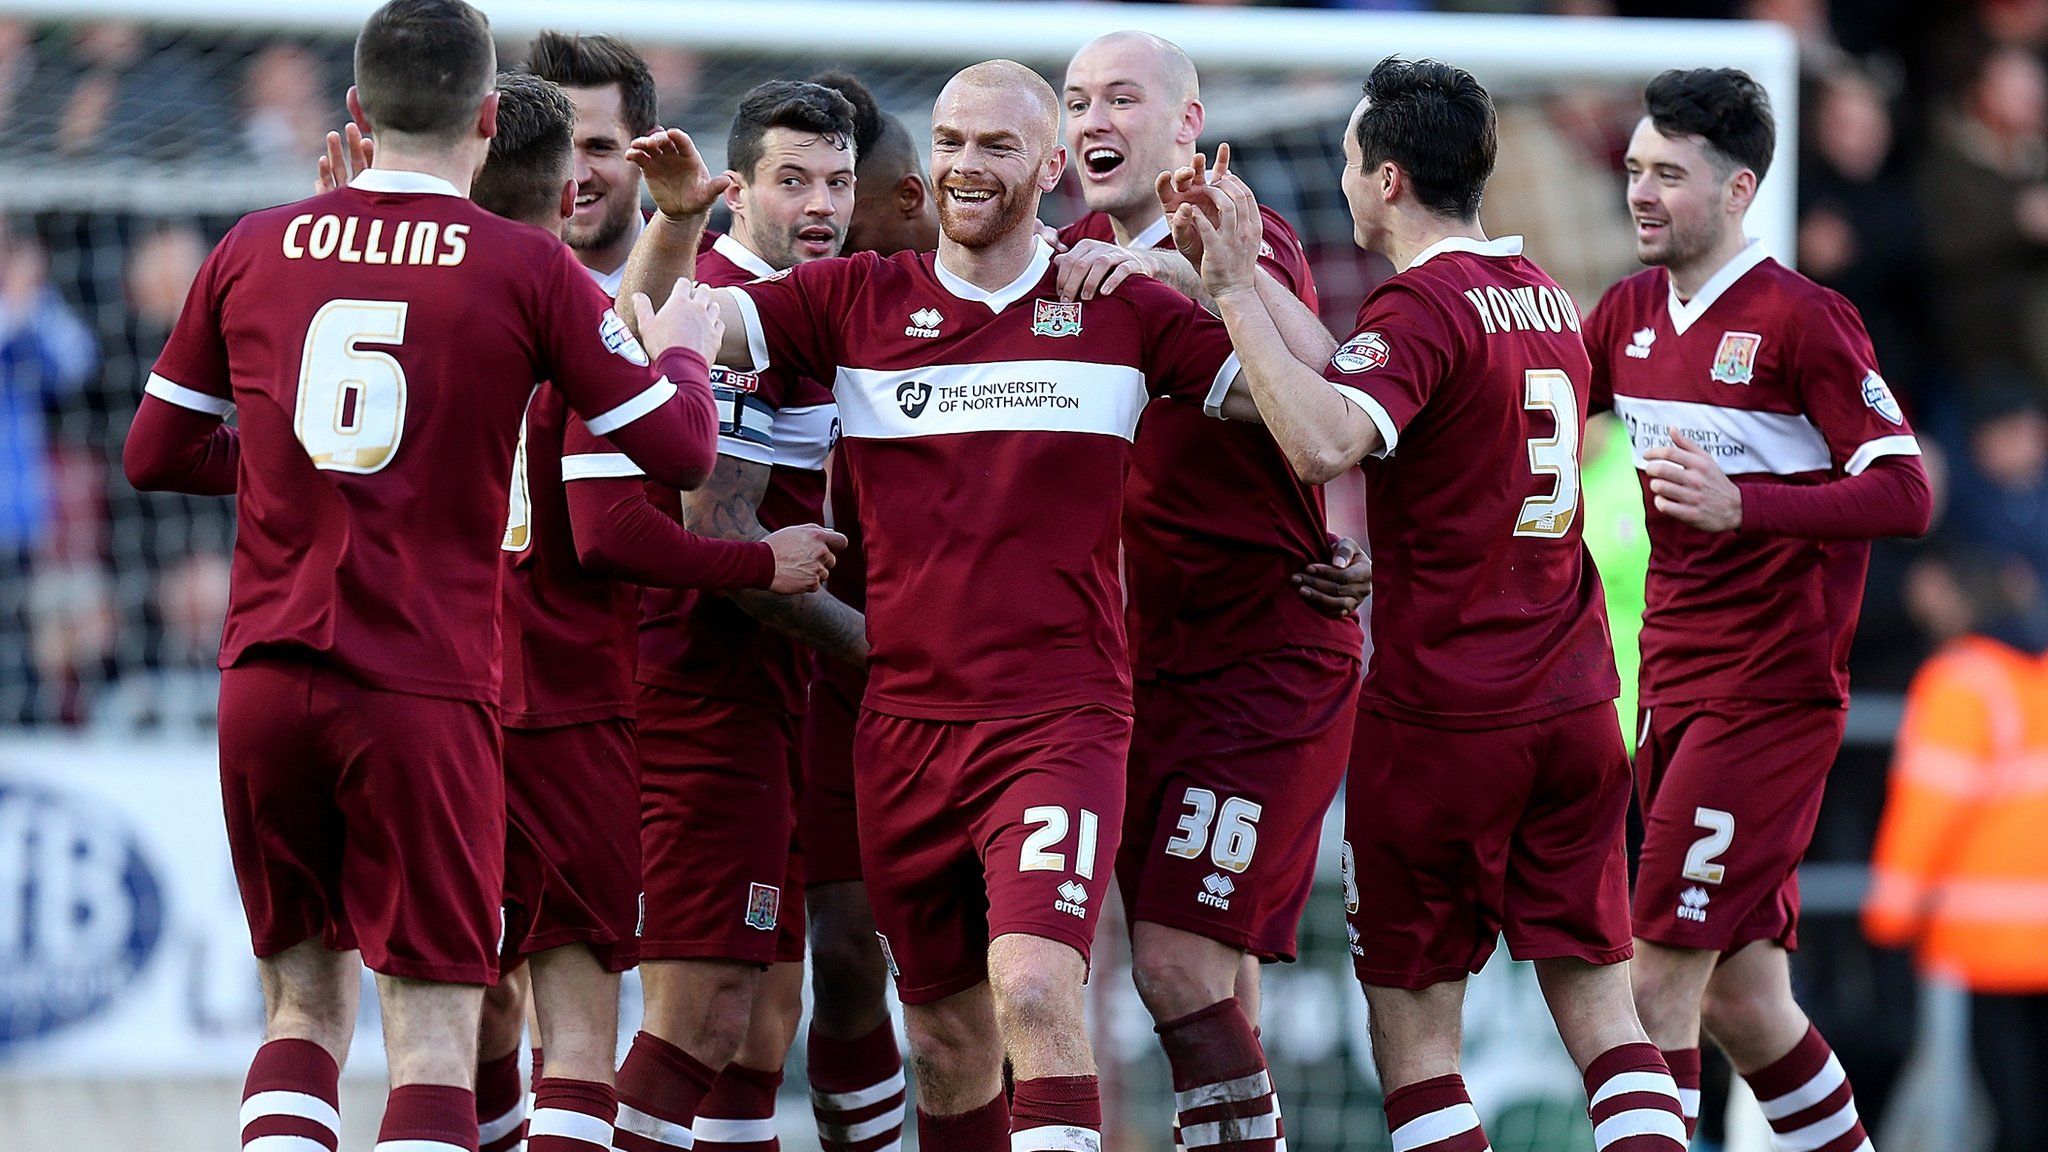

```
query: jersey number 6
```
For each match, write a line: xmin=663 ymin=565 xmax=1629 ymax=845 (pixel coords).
xmin=293 ymin=298 xmax=409 ymax=474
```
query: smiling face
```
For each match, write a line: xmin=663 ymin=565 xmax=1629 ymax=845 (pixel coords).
xmin=729 ymin=125 xmax=856 ymax=269
xmin=1624 ymin=115 xmax=1746 ymax=272
xmin=1062 ymin=33 xmax=1200 ymax=222
xmin=930 ymin=68 xmax=1065 ymax=250
xmin=561 ymin=82 xmax=642 ymax=256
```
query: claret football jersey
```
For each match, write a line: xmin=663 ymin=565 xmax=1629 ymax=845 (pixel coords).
xmin=148 ymin=168 xmax=686 ymax=702
xmin=1058 ymin=208 xmax=1361 ymax=676
xmin=1585 ymin=241 xmax=1923 ymax=706
xmin=1323 ymin=235 xmax=1620 ymax=730
xmin=635 ymin=232 xmax=838 ymax=712
xmin=733 ymin=239 xmax=1241 ymax=720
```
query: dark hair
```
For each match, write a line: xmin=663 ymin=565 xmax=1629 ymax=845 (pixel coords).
xmin=471 ymin=72 xmax=575 ymax=225
xmin=352 ymin=0 xmax=495 ymax=142
xmin=1354 ymin=56 xmax=1495 ymax=221
xmin=525 ymin=30 xmax=657 ymax=138
xmin=810 ymin=70 xmax=884 ymax=161
xmin=726 ymin=80 xmax=857 ymax=183
xmin=1644 ymin=67 xmax=1776 ymax=182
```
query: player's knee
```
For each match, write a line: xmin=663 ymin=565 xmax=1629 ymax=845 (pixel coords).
xmin=811 ymin=928 xmax=887 ymax=1002
xmin=990 ymin=964 xmax=1084 ymax=1038
xmin=1130 ymin=946 xmax=1234 ymax=1022
xmin=1700 ymin=980 xmax=1789 ymax=1050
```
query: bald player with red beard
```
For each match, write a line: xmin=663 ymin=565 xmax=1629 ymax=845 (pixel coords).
xmin=619 ymin=59 xmax=1284 ymax=1152
xmin=1055 ymin=33 xmax=1368 ymax=1151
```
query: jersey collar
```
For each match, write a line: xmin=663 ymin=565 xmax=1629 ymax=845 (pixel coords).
xmin=1666 ymin=238 xmax=1768 ymax=335
xmin=348 ymin=168 xmax=462 ymax=197
xmin=713 ymin=233 xmax=779 ymax=279
xmin=1405 ymin=233 xmax=1524 ymax=271
xmin=1128 ymin=214 xmax=1172 ymax=251
xmin=934 ymin=238 xmax=1054 ymax=312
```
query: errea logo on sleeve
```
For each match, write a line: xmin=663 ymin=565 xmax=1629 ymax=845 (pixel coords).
xmin=1330 ymin=332 xmax=1390 ymax=374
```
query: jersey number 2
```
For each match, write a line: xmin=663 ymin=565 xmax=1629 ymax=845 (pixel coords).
xmin=293 ymin=299 xmax=409 ymax=474
xmin=1515 ymin=368 xmax=1581 ymax=538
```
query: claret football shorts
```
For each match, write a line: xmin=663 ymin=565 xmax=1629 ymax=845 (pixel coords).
xmin=500 ymin=718 xmax=643 ymax=972
xmin=1119 ymin=649 xmax=1359 ymax=961
xmin=218 ymin=656 xmax=504 ymax=983
xmin=636 ymin=685 xmax=806 ymax=965
xmin=1343 ymin=700 xmax=1635 ymax=990
xmin=1631 ymin=698 xmax=1847 ymax=954
xmin=855 ymin=704 xmax=1131 ymax=1005
xmin=799 ymin=660 xmax=866 ymax=887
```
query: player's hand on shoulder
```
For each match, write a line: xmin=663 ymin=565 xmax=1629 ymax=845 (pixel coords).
xmin=1036 ymin=220 xmax=1069 ymax=253
xmin=1293 ymin=535 xmax=1371 ymax=618
xmin=315 ymin=123 xmax=374 ymax=194
xmin=764 ymin=523 xmax=848 ymax=595
xmin=626 ymin=127 xmax=733 ymax=220
xmin=632 ymin=280 xmax=725 ymax=365
xmin=1645 ymin=428 xmax=1743 ymax=533
xmin=1053 ymin=238 xmax=1151 ymax=302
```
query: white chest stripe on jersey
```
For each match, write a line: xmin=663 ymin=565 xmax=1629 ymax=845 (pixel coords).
xmin=771 ymin=402 xmax=838 ymax=471
xmin=1612 ymin=394 xmax=1832 ymax=476
xmin=835 ymin=359 xmax=1149 ymax=442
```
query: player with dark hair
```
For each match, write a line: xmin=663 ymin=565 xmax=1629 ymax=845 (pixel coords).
xmin=621 ymin=57 xmax=1273 ymax=1152
xmin=525 ymin=30 xmax=659 ymax=291
xmin=778 ymin=68 xmax=935 ymax=1152
xmin=120 ymin=2 xmax=725 ymax=1150
xmin=1586 ymin=66 xmax=1931 ymax=1152
xmin=1056 ymin=33 xmax=1368 ymax=1151
xmin=1172 ymin=55 xmax=1687 ymax=1152
xmin=613 ymin=79 xmax=868 ymax=1152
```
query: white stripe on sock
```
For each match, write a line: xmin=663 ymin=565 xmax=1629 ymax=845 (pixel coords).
xmin=1774 ymin=1102 xmax=1863 ymax=1152
xmin=819 ymin=1109 xmax=903 ymax=1145
xmin=615 ymin=1104 xmax=696 ymax=1149
xmin=692 ymin=1116 xmax=778 ymax=1143
xmin=1391 ymin=1103 xmax=1482 ymax=1152
xmin=1589 ymin=1071 xmax=1680 ymax=1110
xmin=1677 ymin=1088 xmax=1702 ymax=1119
xmin=526 ymin=1107 xmax=612 ymax=1146
xmin=1756 ymin=1054 xmax=1847 ymax=1120
xmin=812 ymin=1070 xmax=907 ymax=1112
xmin=1011 ymin=1125 xmax=1102 ymax=1152
xmin=245 ymin=1138 xmax=333 ymax=1152
xmin=1175 ymin=1070 xmax=1274 ymax=1112
xmin=479 ymin=1101 xmax=527 ymax=1144
xmin=1183 ymin=1106 xmax=1282 ymax=1148
xmin=241 ymin=1090 xmax=341 ymax=1136
xmin=374 ymin=1142 xmax=473 ymax=1152
xmin=1593 ymin=1108 xmax=1688 ymax=1149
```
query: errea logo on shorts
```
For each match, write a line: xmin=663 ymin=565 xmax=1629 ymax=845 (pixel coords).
xmin=1199 ymin=872 xmax=1234 ymax=911
xmin=1055 ymin=880 xmax=1090 ymax=919
xmin=1677 ymin=886 xmax=1710 ymax=923
xmin=905 ymin=307 xmax=943 ymax=338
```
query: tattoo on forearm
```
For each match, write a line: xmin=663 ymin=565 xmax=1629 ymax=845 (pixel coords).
xmin=732 ymin=586 xmax=868 ymax=665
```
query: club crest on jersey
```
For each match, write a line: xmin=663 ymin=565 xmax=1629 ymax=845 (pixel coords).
xmin=600 ymin=309 xmax=649 ymax=366
xmin=743 ymin=882 xmax=780 ymax=931
xmin=1331 ymin=331 xmax=1390 ymax=374
xmin=1710 ymin=331 xmax=1762 ymax=385
xmin=905 ymin=306 xmax=943 ymax=338
xmin=1626 ymin=327 xmax=1656 ymax=359
xmin=1032 ymin=298 xmax=1084 ymax=338
xmin=895 ymin=380 xmax=932 ymax=418
xmin=1862 ymin=371 xmax=1904 ymax=425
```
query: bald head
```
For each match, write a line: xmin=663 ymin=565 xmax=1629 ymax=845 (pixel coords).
xmin=939 ymin=59 xmax=1059 ymax=154
xmin=1070 ymin=31 xmax=1198 ymax=103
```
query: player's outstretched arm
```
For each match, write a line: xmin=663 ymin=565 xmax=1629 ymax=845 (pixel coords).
xmin=682 ymin=454 xmax=867 ymax=666
xmin=564 ymin=472 xmax=778 ymax=591
xmin=1645 ymin=431 xmax=1933 ymax=538
xmin=1179 ymin=179 xmax=1380 ymax=481
xmin=124 ymin=393 xmax=239 ymax=496
xmin=615 ymin=127 xmax=761 ymax=368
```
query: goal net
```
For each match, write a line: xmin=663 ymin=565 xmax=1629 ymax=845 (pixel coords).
xmin=0 ymin=3 xmax=1796 ymax=1150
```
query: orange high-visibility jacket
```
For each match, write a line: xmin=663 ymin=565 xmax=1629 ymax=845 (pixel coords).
xmin=1864 ymin=635 xmax=2048 ymax=993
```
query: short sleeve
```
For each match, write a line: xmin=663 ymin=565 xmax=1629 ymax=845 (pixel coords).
xmin=146 ymin=230 xmax=236 ymax=416
xmin=1253 ymin=206 xmax=1318 ymax=313
xmin=535 ymin=242 xmax=675 ymax=438
xmin=1125 ymin=277 xmax=1240 ymax=410
xmin=731 ymin=253 xmax=867 ymax=385
xmin=1582 ymin=286 xmax=1618 ymax=414
xmin=1792 ymin=292 xmax=1921 ymax=477
xmin=560 ymin=412 xmax=645 ymax=483
xmin=1321 ymin=284 xmax=1455 ymax=457
xmin=708 ymin=366 xmax=779 ymax=467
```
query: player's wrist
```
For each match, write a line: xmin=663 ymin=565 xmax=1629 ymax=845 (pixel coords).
xmin=655 ymin=345 xmax=710 ymax=383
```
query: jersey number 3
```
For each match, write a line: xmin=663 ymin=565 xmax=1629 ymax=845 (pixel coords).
xmin=293 ymin=299 xmax=410 ymax=474
xmin=1515 ymin=368 xmax=1581 ymax=538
